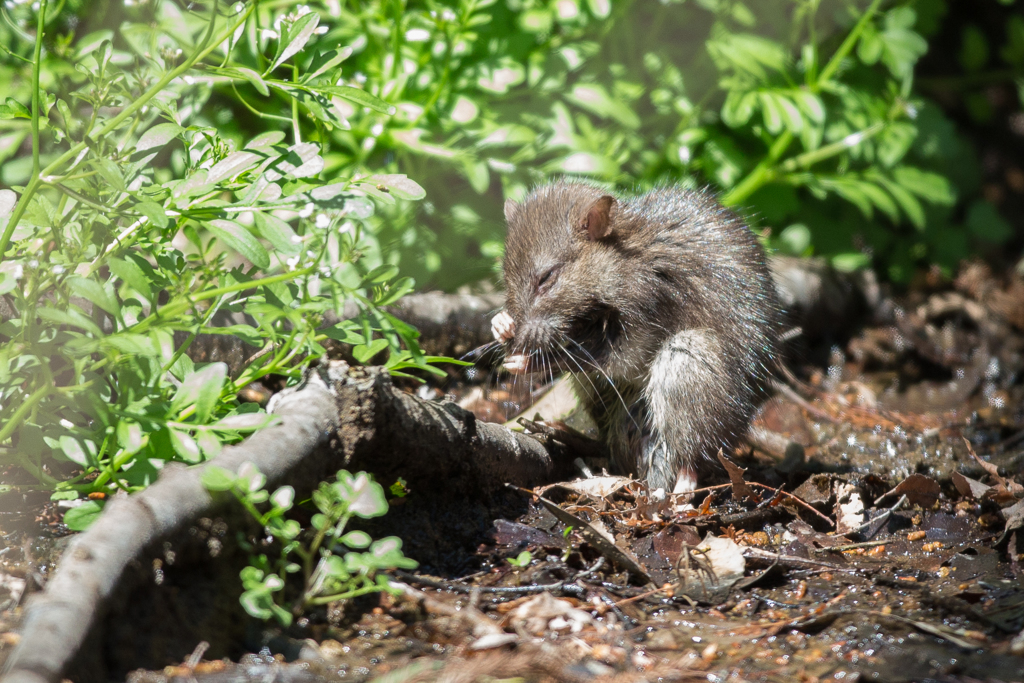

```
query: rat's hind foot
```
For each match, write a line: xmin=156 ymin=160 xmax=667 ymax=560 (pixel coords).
xmin=491 ymin=310 xmax=515 ymax=343
xmin=672 ymin=465 xmax=698 ymax=493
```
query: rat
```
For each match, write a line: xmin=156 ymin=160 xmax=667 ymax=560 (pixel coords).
xmin=491 ymin=181 xmax=780 ymax=492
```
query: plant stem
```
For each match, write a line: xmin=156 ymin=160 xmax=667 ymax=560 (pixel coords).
xmin=0 ymin=381 xmax=52 ymax=446
xmin=815 ymin=0 xmax=883 ymax=87
xmin=30 ymin=0 xmax=48 ymax=179
xmin=307 ymin=583 xmax=385 ymax=606
xmin=130 ymin=266 xmax=315 ymax=334
xmin=778 ymin=123 xmax=883 ymax=172
xmin=0 ymin=1 xmax=253 ymax=262
xmin=720 ymin=131 xmax=793 ymax=207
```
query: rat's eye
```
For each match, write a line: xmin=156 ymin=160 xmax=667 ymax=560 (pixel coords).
xmin=536 ymin=265 xmax=562 ymax=293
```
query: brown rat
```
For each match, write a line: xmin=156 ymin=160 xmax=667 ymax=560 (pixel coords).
xmin=492 ymin=181 xmax=780 ymax=492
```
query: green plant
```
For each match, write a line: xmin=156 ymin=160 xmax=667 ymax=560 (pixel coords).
xmin=0 ymin=0 xmax=451 ymax=525
xmin=507 ymin=549 xmax=533 ymax=568
xmin=278 ymin=0 xmax=989 ymax=285
xmin=202 ymin=464 xmax=417 ymax=626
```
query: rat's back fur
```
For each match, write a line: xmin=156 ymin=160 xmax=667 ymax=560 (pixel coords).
xmin=501 ymin=181 xmax=780 ymax=490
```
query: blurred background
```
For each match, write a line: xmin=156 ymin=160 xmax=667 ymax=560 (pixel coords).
xmin=3 ymin=0 xmax=1023 ymax=292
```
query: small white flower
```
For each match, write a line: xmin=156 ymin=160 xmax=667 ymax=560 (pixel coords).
xmin=298 ymin=202 xmax=314 ymax=218
xmin=183 ymin=75 xmax=195 ymax=85
xmin=405 ymin=28 xmax=430 ymax=42
xmin=314 ymin=25 xmax=328 ymax=34
xmin=315 ymin=213 xmax=330 ymax=228
xmin=290 ymin=234 xmax=303 ymax=244
xmin=295 ymin=4 xmax=310 ymax=16
xmin=353 ymin=72 xmax=367 ymax=84
xmin=306 ymin=250 xmax=315 ymax=258
xmin=261 ymin=28 xmax=279 ymax=40
xmin=286 ymin=256 xmax=300 ymax=270
xmin=60 ymin=419 xmax=74 ymax=429
xmin=338 ymin=221 xmax=353 ymax=234
xmin=233 ymin=1 xmax=243 ymax=12
xmin=441 ymin=8 xmax=456 ymax=21
xmin=51 ymin=265 xmax=65 ymax=275
xmin=27 ymin=259 xmax=38 ymax=268
xmin=370 ymin=122 xmax=384 ymax=137
xmin=842 ymin=131 xmax=865 ymax=147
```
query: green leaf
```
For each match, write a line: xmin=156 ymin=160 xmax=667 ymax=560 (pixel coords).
xmin=232 ymin=67 xmax=269 ymax=96
xmin=519 ymin=8 xmax=553 ymax=33
xmin=353 ymin=338 xmax=389 ymax=363
xmin=169 ymin=428 xmax=202 ymax=463
xmin=832 ymin=252 xmax=872 ymax=272
xmin=196 ymin=430 xmax=223 ymax=459
xmin=134 ymin=200 xmax=169 ymax=229
xmin=364 ymin=174 xmax=426 ymax=201
xmin=304 ymin=46 xmax=354 ymax=82
xmin=37 ymin=307 xmax=103 ymax=337
xmin=215 ymin=324 xmax=264 ymax=346
xmin=892 ymin=166 xmax=955 ymax=204
xmin=778 ymin=224 xmax=811 ymax=255
xmin=206 ymin=219 xmax=270 ymax=269
xmin=565 ymin=83 xmax=640 ymax=129
xmin=207 ymin=151 xmax=261 ymax=184
xmin=758 ymin=92 xmax=784 ymax=134
xmin=0 ymin=98 xmax=30 ymax=120
xmin=66 ymin=276 xmax=120 ymax=317
xmin=209 ymin=413 xmax=277 ymax=431
xmin=94 ymin=158 xmax=126 ymax=193
xmin=246 ymin=131 xmax=287 ymax=150
xmin=136 ymin=122 xmax=183 ymax=152
xmin=201 ymin=465 xmax=237 ymax=491
xmin=362 ymin=264 xmax=399 ymax=284
xmin=270 ymin=11 xmax=320 ymax=72
xmin=792 ymin=91 xmax=824 ymax=125
xmin=341 ymin=530 xmax=372 ymax=548
xmin=337 ymin=470 xmax=389 ymax=517
xmin=64 ymin=501 xmax=104 ymax=531
xmin=117 ymin=420 xmax=146 ymax=455
xmin=312 ymin=85 xmax=396 ymax=115
xmin=170 ymin=362 xmax=227 ymax=421
xmin=109 ymin=256 xmax=154 ymax=300
xmin=858 ymin=181 xmax=900 ymax=223
xmin=721 ymin=91 xmax=756 ymax=128
xmin=586 ymin=0 xmax=610 ymax=18
xmin=252 ymin=211 xmax=300 ymax=254
xmin=59 ymin=435 xmax=91 ymax=466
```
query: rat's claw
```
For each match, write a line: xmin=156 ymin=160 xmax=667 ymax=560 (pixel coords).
xmin=672 ymin=464 xmax=698 ymax=493
xmin=491 ymin=310 xmax=515 ymax=343
xmin=503 ymin=353 xmax=529 ymax=375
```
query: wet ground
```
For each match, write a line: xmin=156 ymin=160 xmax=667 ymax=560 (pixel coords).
xmin=5 ymin=261 xmax=1024 ymax=682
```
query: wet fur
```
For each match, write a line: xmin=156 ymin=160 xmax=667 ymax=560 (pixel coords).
xmin=502 ymin=181 xmax=780 ymax=490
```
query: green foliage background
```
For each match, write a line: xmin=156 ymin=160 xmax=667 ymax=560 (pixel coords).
xmin=0 ymin=0 xmax=1021 ymax=510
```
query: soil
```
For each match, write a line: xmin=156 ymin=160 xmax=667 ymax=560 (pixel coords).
xmin=3 ymin=257 xmax=1024 ymax=683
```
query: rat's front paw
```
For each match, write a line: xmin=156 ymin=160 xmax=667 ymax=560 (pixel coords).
xmin=491 ymin=310 xmax=515 ymax=343
xmin=503 ymin=353 xmax=530 ymax=375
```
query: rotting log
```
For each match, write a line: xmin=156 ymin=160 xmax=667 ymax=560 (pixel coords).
xmin=0 ymin=362 xmax=572 ymax=683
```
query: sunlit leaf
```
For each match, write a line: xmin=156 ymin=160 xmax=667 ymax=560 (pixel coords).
xmin=206 ymin=219 xmax=271 ymax=269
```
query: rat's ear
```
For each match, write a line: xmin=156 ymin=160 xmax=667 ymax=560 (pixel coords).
xmin=580 ymin=195 xmax=617 ymax=241
xmin=503 ymin=198 xmax=519 ymax=225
